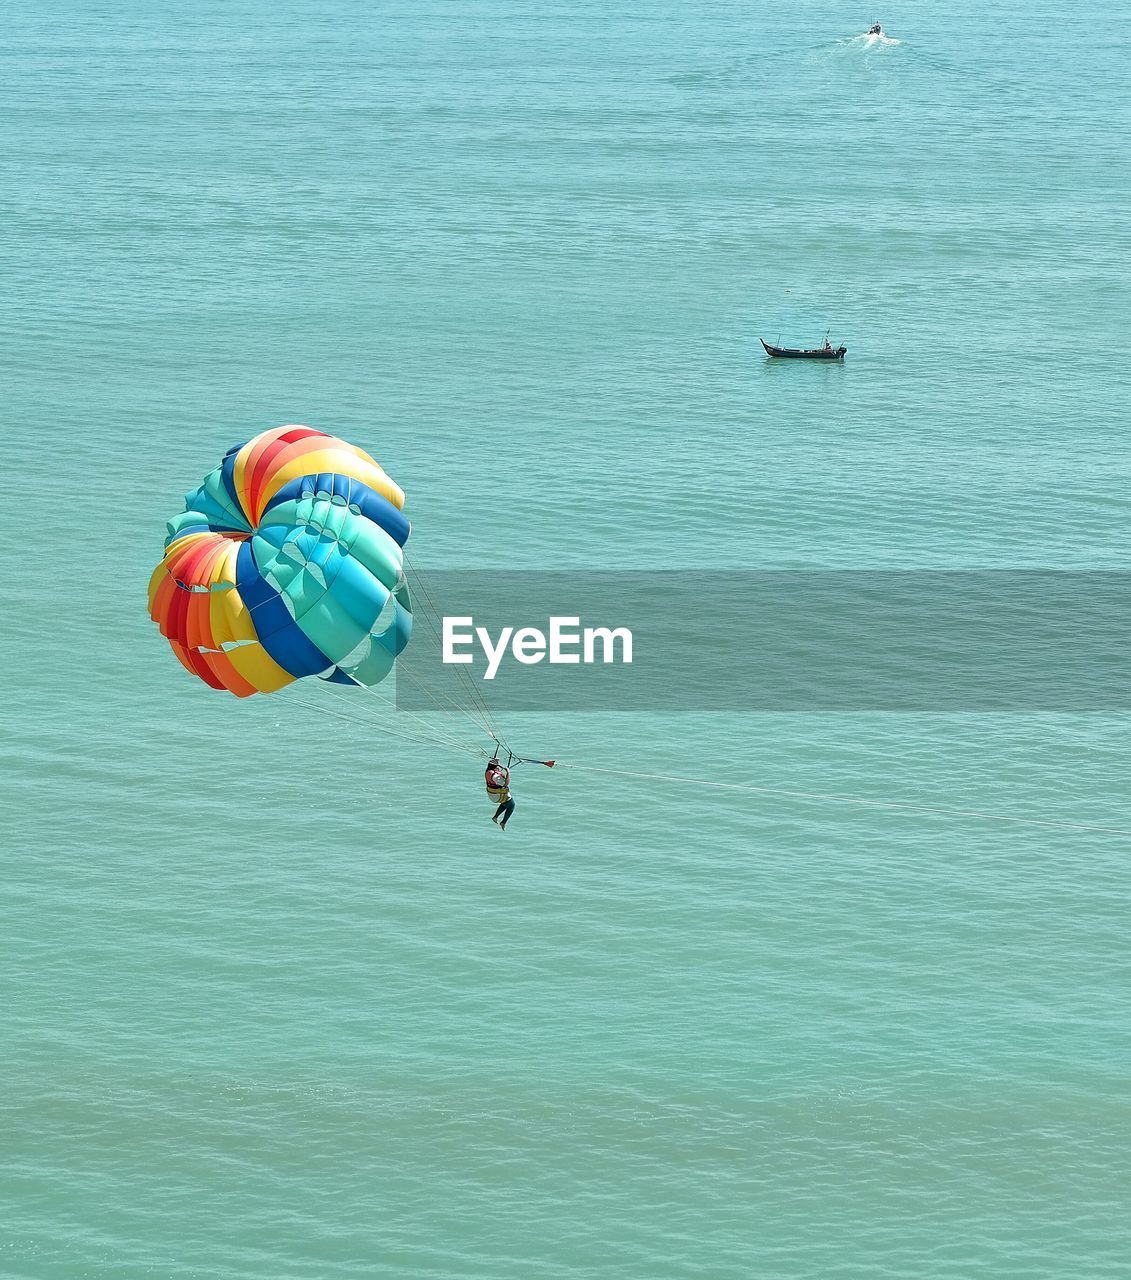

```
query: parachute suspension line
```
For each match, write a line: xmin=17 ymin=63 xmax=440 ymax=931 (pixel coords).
xmin=400 ymin=557 xmax=508 ymax=751
xmin=405 ymin=558 xmax=501 ymax=737
xmin=288 ymin=688 xmax=483 ymax=759
xmin=344 ymin=666 xmax=493 ymax=756
xmin=390 ymin=666 xmax=506 ymax=758
xmin=387 ymin=650 xmax=492 ymax=734
xmin=552 ymin=763 xmax=1131 ymax=839
xmin=284 ymin=688 xmax=488 ymax=759
xmin=401 ymin=561 xmax=501 ymax=745
xmin=347 ymin=674 xmax=493 ymax=758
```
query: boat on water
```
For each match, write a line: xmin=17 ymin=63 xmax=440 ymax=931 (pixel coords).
xmin=760 ymin=337 xmax=847 ymax=360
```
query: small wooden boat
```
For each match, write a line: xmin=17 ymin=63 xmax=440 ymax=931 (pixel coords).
xmin=760 ymin=338 xmax=847 ymax=360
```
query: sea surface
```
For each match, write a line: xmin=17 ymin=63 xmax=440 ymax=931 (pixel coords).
xmin=3 ymin=2 xmax=1131 ymax=1276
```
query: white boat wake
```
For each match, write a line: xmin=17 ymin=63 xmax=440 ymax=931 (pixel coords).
xmin=856 ymin=31 xmax=902 ymax=47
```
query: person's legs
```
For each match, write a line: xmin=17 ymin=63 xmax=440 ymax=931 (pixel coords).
xmin=498 ymin=798 xmax=515 ymax=829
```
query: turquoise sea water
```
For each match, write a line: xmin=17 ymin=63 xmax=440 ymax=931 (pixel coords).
xmin=3 ymin=2 xmax=1131 ymax=1275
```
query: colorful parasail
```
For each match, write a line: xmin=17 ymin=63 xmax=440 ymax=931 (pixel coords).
xmin=148 ymin=425 xmax=412 ymax=697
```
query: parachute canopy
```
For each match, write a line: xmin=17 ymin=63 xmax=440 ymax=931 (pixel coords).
xmin=148 ymin=425 xmax=412 ymax=697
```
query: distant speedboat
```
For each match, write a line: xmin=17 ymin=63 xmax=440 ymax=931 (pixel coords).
xmin=869 ymin=23 xmax=883 ymax=35
xmin=760 ymin=337 xmax=847 ymax=360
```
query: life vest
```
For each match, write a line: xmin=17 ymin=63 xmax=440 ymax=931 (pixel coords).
xmin=485 ymin=766 xmax=510 ymax=803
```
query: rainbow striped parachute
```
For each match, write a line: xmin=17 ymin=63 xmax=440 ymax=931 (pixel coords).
xmin=148 ymin=425 xmax=412 ymax=697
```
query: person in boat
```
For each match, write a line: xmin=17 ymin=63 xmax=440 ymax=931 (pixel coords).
xmin=869 ymin=23 xmax=882 ymax=35
xmin=485 ymin=757 xmax=515 ymax=830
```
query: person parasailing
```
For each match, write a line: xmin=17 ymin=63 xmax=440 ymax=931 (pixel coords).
xmin=485 ymin=756 xmax=516 ymax=830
